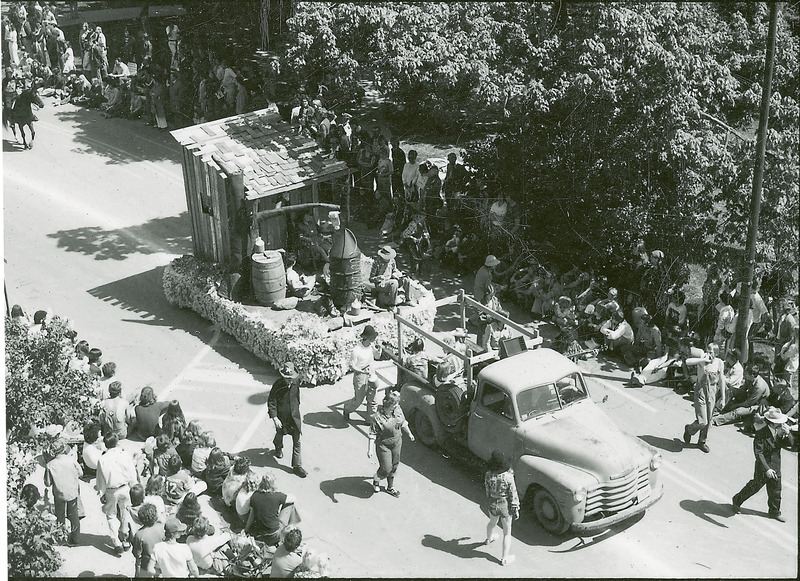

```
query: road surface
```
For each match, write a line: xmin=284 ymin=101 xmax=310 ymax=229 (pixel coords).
xmin=3 ymin=98 xmax=797 ymax=578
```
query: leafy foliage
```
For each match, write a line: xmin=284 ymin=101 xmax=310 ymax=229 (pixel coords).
xmin=5 ymin=316 xmax=98 ymax=442
xmin=7 ymin=495 xmax=66 ymax=578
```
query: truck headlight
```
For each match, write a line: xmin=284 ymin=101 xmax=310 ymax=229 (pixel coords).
xmin=573 ymin=486 xmax=587 ymax=503
xmin=650 ymin=452 xmax=662 ymax=470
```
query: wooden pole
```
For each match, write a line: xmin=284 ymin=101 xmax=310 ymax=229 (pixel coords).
xmin=735 ymin=1 xmax=779 ymax=364
xmin=255 ymin=202 xmax=340 ymax=224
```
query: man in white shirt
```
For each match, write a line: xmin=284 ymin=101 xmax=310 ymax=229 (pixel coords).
xmin=344 ymin=325 xmax=381 ymax=422
xmin=150 ymin=517 xmax=198 ymax=577
xmin=96 ymin=433 xmax=139 ymax=555
xmin=110 ymin=57 xmax=130 ymax=77
xmin=601 ymin=311 xmax=634 ymax=352
xmin=402 ymin=150 xmax=420 ymax=203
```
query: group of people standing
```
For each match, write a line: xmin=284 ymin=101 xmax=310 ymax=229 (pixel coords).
xmin=12 ymin=303 xmax=331 ymax=578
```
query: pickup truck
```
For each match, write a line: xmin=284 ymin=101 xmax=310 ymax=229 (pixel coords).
xmin=387 ymin=292 xmax=663 ymax=535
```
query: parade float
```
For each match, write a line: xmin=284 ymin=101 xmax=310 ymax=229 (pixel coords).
xmin=164 ymin=108 xmax=436 ymax=384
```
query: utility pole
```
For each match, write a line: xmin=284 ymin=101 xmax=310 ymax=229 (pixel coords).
xmin=735 ymin=1 xmax=780 ymax=364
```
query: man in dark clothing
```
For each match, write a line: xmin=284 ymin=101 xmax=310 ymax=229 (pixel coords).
xmin=732 ymin=407 xmax=794 ymax=522
xmin=268 ymin=362 xmax=306 ymax=478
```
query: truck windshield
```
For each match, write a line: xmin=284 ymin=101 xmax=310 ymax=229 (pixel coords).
xmin=517 ymin=373 xmax=588 ymax=420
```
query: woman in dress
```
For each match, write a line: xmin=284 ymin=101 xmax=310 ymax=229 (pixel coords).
xmin=483 ymin=451 xmax=519 ymax=566
xmin=149 ymin=70 xmax=169 ymax=130
xmin=367 ymin=391 xmax=414 ymax=497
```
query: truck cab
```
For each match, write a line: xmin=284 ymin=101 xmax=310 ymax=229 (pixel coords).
xmin=466 ymin=349 xmax=663 ymax=534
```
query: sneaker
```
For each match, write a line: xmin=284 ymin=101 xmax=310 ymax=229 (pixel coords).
xmin=698 ymin=442 xmax=710 ymax=453
xmin=483 ymin=533 xmax=498 ymax=545
xmin=386 ymin=488 xmax=400 ymax=498
xmin=501 ymin=555 xmax=516 ymax=566
xmin=113 ymin=545 xmax=124 ymax=557
xmin=293 ymin=466 xmax=307 ymax=478
xmin=373 ymin=483 xmax=380 ymax=493
xmin=683 ymin=426 xmax=692 ymax=445
xmin=769 ymin=512 xmax=786 ymax=523
xmin=274 ymin=448 xmax=284 ymax=459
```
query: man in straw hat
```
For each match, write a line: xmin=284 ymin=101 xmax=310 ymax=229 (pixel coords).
xmin=732 ymin=406 xmax=794 ymax=522
xmin=268 ymin=361 xmax=306 ymax=478
xmin=366 ymin=245 xmax=406 ymax=309
xmin=345 ymin=325 xmax=382 ymax=422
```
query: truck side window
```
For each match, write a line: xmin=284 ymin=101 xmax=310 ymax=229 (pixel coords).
xmin=481 ymin=384 xmax=513 ymax=420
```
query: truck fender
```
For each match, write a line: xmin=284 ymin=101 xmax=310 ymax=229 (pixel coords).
xmin=514 ymin=454 xmax=598 ymax=526
xmin=400 ymin=382 xmax=447 ymax=447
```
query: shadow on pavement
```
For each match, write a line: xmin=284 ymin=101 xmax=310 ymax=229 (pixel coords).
xmin=3 ymin=137 xmax=26 ymax=151
xmin=237 ymin=447 xmax=293 ymax=475
xmin=303 ymin=410 xmax=348 ymax=430
xmin=546 ymin=511 xmax=646 ymax=553
xmin=638 ymin=434 xmax=685 ymax=454
xmin=319 ymin=476 xmax=375 ymax=503
xmin=72 ymin=532 xmax=120 ymax=557
xmin=88 ymin=266 xmax=275 ymax=384
xmin=420 ymin=534 xmax=499 ymax=564
xmin=400 ymin=440 xmax=562 ymax=549
xmin=679 ymin=499 xmax=733 ymax=528
xmin=76 ymin=572 xmax=129 ymax=578
xmin=48 ymin=212 xmax=192 ymax=261
xmin=53 ymin=106 xmax=181 ymax=165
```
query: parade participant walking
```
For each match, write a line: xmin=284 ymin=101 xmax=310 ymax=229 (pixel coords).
xmin=43 ymin=438 xmax=83 ymax=546
xmin=268 ymin=361 xmax=307 ymax=478
xmin=344 ymin=325 xmax=381 ymax=422
xmin=732 ymin=407 xmax=794 ymax=522
xmin=483 ymin=451 xmax=519 ymax=566
xmin=683 ymin=343 xmax=724 ymax=453
xmin=96 ymin=433 xmax=139 ymax=556
xmin=368 ymin=391 xmax=414 ymax=497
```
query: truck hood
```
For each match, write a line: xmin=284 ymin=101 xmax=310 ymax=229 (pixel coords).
xmin=520 ymin=400 xmax=647 ymax=481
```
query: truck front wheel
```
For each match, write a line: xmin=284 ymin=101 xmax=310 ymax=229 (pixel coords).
xmin=410 ymin=408 xmax=437 ymax=447
xmin=529 ymin=486 xmax=569 ymax=535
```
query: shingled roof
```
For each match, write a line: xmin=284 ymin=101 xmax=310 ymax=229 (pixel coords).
xmin=171 ymin=108 xmax=351 ymax=201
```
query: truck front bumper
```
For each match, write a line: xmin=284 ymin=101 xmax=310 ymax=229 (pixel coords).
xmin=570 ymin=483 xmax=664 ymax=536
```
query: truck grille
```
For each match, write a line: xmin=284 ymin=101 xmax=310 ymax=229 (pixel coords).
xmin=584 ymin=466 xmax=650 ymax=517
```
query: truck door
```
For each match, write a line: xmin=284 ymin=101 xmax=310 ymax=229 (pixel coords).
xmin=468 ymin=380 xmax=517 ymax=462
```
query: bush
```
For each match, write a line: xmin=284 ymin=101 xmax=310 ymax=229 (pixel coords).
xmin=5 ymin=316 xmax=98 ymax=441
xmin=7 ymin=496 xmax=66 ymax=578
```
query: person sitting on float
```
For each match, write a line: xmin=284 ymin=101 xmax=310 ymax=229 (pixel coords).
xmin=297 ymin=212 xmax=328 ymax=269
xmin=284 ymin=252 xmax=314 ymax=298
xmin=365 ymin=245 xmax=406 ymax=309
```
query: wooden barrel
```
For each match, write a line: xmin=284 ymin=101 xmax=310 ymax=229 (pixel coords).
xmin=251 ymin=251 xmax=286 ymax=306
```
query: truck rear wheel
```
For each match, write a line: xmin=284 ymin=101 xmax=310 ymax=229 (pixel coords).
xmin=410 ymin=408 xmax=437 ymax=447
xmin=529 ymin=486 xmax=569 ymax=535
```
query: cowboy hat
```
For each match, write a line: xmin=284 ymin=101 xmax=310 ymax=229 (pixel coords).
xmin=360 ymin=325 xmax=378 ymax=341
xmin=377 ymin=245 xmax=396 ymax=260
xmin=279 ymin=361 xmax=300 ymax=380
xmin=764 ymin=407 xmax=788 ymax=424
xmin=484 ymin=255 xmax=500 ymax=267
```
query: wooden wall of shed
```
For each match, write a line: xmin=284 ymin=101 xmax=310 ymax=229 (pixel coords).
xmin=256 ymin=185 xmax=318 ymax=251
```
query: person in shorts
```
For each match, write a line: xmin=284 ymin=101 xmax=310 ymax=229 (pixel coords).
xmin=483 ymin=451 xmax=519 ymax=566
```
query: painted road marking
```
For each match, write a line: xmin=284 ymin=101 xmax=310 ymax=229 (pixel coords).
xmin=159 ymin=326 xmax=221 ymax=400
xmin=232 ymin=405 xmax=271 ymax=454
xmin=181 ymin=367 xmax=276 ymax=386
xmin=184 ymin=411 xmax=251 ymax=423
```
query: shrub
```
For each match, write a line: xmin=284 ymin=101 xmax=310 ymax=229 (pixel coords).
xmin=7 ymin=496 xmax=65 ymax=577
xmin=5 ymin=316 xmax=98 ymax=441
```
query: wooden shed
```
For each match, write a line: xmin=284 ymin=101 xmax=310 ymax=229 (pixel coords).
xmin=171 ymin=108 xmax=352 ymax=265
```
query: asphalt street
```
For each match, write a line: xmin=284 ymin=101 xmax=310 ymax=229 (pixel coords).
xmin=3 ymin=99 xmax=797 ymax=578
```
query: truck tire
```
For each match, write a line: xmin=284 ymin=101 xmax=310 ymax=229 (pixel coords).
xmin=410 ymin=408 xmax=437 ymax=447
xmin=528 ymin=486 xmax=569 ymax=535
xmin=435 ymin=383 xmax=467 ymax=432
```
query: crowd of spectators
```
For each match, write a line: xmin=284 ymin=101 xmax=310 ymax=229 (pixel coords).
xmin=12 ymin=303 xmax=332 ymax=578
xmin=2 ymin=1 xmax=271 ymax=132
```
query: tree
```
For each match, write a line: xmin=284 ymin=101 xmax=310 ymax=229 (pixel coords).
xmin=462 ymin=2 xmax=797 ymax=290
